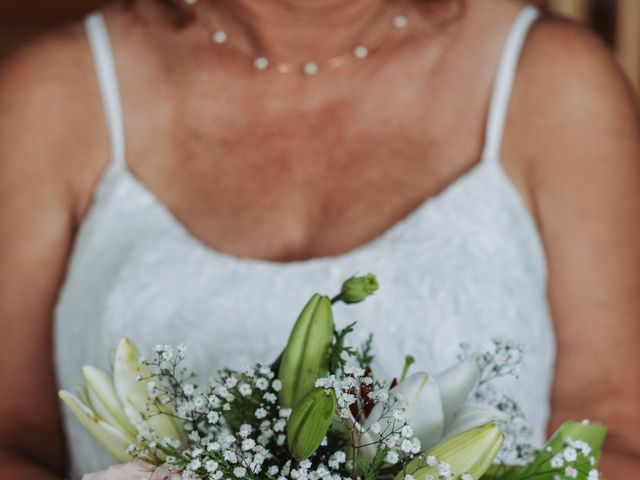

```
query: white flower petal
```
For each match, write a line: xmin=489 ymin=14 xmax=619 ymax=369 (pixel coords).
xmin=58 ymin=390 xmax=136 ymax=463
xmin=442 ymin=402 xmax=508 ymax=439
xmin=435 ymin=360 xmax=481 ymax=426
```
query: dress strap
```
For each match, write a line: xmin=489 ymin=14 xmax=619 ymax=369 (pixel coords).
xmin=482 ymin=5 xmax=540 ymax=161
xmin=84 ymin=12 xmax=126 ymax=172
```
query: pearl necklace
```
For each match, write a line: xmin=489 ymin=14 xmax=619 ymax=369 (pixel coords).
xmin=183 ymin=0 xmax=410 ymax=76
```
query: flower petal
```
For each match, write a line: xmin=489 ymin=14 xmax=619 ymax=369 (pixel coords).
xmin=436 ymin=360 xmax=481 ymax=426
xmin=59 ymin=390 xmax=135 ymax=464
xmin=442 ymin=402 xmax=508 ymax=439
xmin=113 ymin=338 xmax=187 ymax=448
xmin=82 ymin=366 xmax=138 ymax=437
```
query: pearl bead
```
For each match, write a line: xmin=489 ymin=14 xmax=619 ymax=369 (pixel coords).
xmin=212 ymin=30 xmax=228 ymax=44
xmin=353 ymin=45 xmax=369 ymax=59
xmin=303 ymin=62 xmax=319 ymax=75
xmin=254 ymin=57 xmax=269 ymax=70
xmin=393 ymin=15 xmax=408 ymax=29
xmin=184 ymin=0 xmax=198 ymax=5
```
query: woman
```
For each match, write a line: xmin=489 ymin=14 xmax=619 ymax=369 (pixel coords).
xmin=0 ymin=0 xmax=638 ymax=477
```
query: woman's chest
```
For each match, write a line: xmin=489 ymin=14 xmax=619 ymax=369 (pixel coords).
xmin=117 ymin=75 xmax=492 ymax=261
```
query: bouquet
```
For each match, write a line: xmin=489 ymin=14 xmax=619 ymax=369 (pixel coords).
xmin=60 ymin=274 xmax=606 ymax=480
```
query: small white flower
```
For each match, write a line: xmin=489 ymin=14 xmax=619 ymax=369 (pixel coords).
xmin=400 ymin=439 xmax=414 ymax=453
xmin=183 ymin=383 xmax=195 ymax=396
xmin=404 ymin=475 xmax=414 ymax=480
xmin=401 ymin=425 xmax=414 ymax=438
xmin=587 ymin=470 xmax=599 ymax=480
xmin=205 ymin=460 xmax=218 ymax=472
xmin=234 ymin=467 xmax=247 ymax=478
xmin=239 ymin=424 xmax=252 ymax=438
xmin=385 ymin=451 xmax=399 ymax=465
xmin=239 ymin=383 xmax=252 ymax=396
xmin=207 ymin=411 xmax=219 ymax=424
xmin=565 ymin=467 xmax=578 ymax=478
xmin=224 ymin=451 xmax=238 ymax=464
xmin=225 ymin=377 xmax=239 ymax=388
xmin=563 ymin=447 xmax=578 ymax=462
xmin=268 ymin=466 xmax=280 ymax=475
xmin=462 ymin=475 xmax=473 ymax=480
xmin=255 ymin=407 xmax=268 ymax=419
xmin=550 ymin=454 xmax=564 ymax=468
xmin=242 ymin=438 xmax=256 ymax=451
xmin=263 ymin=392 xmax=278 ymax=403
xmin=426 ymin=455 xmax=438 ymax=467
xmin=370 ymin=422 xmax=382 ymax=434
xmin=438 ymin=461 xmax=451 ymax=477
xmin=272 ymin=379 xmax=283 ymax=391
xmin=255 ymin=378 xmax=269 ymax=390
xmin=392 ymin=409 xmax=405 ymax=422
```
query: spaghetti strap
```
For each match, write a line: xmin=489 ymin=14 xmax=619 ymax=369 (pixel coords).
xmin=84 ymin=12 xmax=126 ymax=172
xmin=482 ymin=5 xmax=540 ymax=161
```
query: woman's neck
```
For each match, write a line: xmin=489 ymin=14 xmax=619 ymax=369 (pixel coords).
xmin=205 ymin=0 xmax=402 ymax=62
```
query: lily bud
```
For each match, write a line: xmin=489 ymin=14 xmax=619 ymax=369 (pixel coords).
xmin=287 ymin=387 xmax=337 ymax=461
xmin=400 ymin=423 xmax=504 ymax=480
xmin=278 ymin=294 xmax=334 ymax=408
xmin=336 ymin=274 xmax=379 ymax=304
xmin=60 ymin=338 xmax=188 ymax=464
xmin=113 ymin=338 xmax=187 ymax=448
xmin=59 ymin=390 xmax=137 ymax=464
xmin=82 ymin=366 xmax=137 ymax=437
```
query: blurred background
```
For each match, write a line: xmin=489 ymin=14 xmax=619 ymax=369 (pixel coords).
xmin=0 ymin=0 xmax=638 ymax=100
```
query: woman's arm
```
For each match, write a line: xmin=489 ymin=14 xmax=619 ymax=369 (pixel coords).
xmin=0 ymin=25 xmax=107 ymax=479
xmin=506 ymin=18 xmax=640 ymax=476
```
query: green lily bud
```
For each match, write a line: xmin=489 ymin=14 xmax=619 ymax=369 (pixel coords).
xmin=335 ymin=273 xmax=379 ymax=304
xmin=279 ymin=294 xmax=334 ymax=408
xmin=399 ymin=423 xmax=504 ymax=480
xmin=287 ymin=387 xmax=337 ymax=461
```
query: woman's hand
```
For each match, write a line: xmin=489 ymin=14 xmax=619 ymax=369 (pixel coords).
xmin=83 ymin=461 xmax=179 ymax=479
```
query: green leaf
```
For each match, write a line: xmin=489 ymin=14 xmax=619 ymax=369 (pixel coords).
xmin=493 ymin=421 xmax=606 ymax=480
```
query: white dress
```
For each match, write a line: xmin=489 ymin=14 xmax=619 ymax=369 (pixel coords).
xmin=54 ymin=5 xmax=555 ymax=478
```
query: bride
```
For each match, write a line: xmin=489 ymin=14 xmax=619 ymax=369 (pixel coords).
xmin=0 ymin=0 xmax=638 ymax=478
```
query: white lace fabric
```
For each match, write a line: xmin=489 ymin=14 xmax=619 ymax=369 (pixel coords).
xmin=53 ymin=6 xmax=556 ymax=478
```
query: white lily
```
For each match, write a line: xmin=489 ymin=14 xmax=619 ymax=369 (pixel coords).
xmin=59 ymin=338 xmax=187 ymax=464
xmin=359 ymin=360 xmax=507 ymax=457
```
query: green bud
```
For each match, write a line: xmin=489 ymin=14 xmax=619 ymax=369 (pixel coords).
xmin=399 ymin=423 xmax=504 ymax=480
xmin=279 ymin=294 xmax=334 ymax=408
xmin=287 ymin=387 xmax=337 ymax=461
xmin=336 ymin=273 xmax=379 ymax=304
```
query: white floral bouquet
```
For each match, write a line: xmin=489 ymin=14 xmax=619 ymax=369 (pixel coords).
xmin=60 ymin=274 xmax=606 ymax=480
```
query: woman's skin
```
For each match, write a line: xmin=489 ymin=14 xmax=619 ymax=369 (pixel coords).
xmin=0 ymin=0 xmax=638 ymax=477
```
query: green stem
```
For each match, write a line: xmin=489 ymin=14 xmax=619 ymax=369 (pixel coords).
xmin=399 ymin=355 xmax=415 ymax=382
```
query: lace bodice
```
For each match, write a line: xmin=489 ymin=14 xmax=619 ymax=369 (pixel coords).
xmin=53 ymin=5 xmax=556 ymax=478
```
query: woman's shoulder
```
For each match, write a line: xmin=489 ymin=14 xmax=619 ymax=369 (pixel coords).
xmin=501 ymin=8 xmax=639 ymax=240
xmin=0 ymin=16 xmax=110 ymax=222
xmin=503 ymin=8 xmax=638 ymax=180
